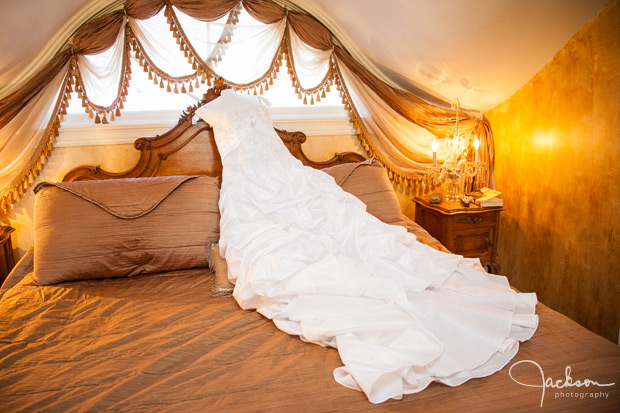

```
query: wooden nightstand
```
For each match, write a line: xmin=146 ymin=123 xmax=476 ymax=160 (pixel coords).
xmin=413 ymin=195 xmax=503 ymax=273
xmin=0 ymin=226 xmax=16 ymax=286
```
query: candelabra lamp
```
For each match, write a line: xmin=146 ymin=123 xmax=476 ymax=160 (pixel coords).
xmin=425 ymin=98 xmax=486 ymax=200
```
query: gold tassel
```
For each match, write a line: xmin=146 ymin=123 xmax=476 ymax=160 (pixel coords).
xmin=321 ymin=89 xmax=326 ymax=98
xmin=143 ymin=64 xmax=148 ymax=73
xmin=94 ymin=113 xmax=101 ymax=124
xmin=148 ymin=70 xmax=153 ymax=80
xmin=195 ymin=79 xmax=199 ymax=88
xmin=115 ymin=107 xmax=121 ymax=117
xmin=102 ymin=114 xmax=108 ymax=124
xmin=310 ymin=96 xmax=314 ymax=105
xmin=181 ymin=84 xmax=187 ymax=93
xmin=173 ymin=83 xmax=179 ymax=94
xmin=303 ymin=95 xmax=307 ymax=105
xmin=110 ymin=112 xmax=115 ymax=122
xmin=207 ymin=76 xmax=212 ymax=86
xmin=188 ymin=83 xmax=193 ymax=92
xmin=192 ymin=60 xmax=198 ymax=70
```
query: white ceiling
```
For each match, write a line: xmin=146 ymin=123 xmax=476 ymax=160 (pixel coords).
xmin=0 ymin=0 xmax=610 ymax=112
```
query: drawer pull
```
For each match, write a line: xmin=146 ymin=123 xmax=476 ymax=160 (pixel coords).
xmin=488 ymin=241 xmax=494 ymax=246
xmin=457 ymin=216 xmax=484 ymax=225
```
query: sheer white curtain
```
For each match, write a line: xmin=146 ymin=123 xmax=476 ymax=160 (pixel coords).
xmin=0 ymin=69 xmax=66 ymax=206
xmin=207 ymin=10 xmax=285 ymax=85
xmin=78 ymin=21 xmax=127 ymax=108
xmin=340 ymin=64 xmax=450 ymax=174
xmin=130 ymin=11 xmax=194 ymax=78
xmin=288 ymin=26 xmax=330 ymax=90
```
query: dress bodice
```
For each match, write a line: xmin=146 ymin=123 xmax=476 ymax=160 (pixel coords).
xmin=197 ymin=90 xmax=276 ymax=159
xmin=196 ymin=90 xmax=291 ymax=175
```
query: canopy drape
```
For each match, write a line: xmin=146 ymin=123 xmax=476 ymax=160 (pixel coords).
xmin=0 ymin=0 xmax=494 ymax=212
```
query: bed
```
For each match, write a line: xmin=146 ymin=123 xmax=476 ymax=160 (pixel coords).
xmin=1 ymin=81 xmax=618 ymax=412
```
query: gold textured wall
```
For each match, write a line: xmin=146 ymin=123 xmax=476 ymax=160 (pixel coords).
xmin=485 ymin=0 xmax=620 ymax=342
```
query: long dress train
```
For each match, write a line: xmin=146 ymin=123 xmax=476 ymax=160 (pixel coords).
xmin=196 ymin=89 xmax=538 ymax=404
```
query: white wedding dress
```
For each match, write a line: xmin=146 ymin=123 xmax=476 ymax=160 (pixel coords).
xmin=196 ymin=89 xmax=538 ymax=404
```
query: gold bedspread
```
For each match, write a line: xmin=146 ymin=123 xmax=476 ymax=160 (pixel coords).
xmin=1 ymin=250 xmax=619 ymax=411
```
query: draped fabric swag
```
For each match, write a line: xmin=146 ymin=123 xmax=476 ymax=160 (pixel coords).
xmin=0 ymin=0 xmax=494 ymax=212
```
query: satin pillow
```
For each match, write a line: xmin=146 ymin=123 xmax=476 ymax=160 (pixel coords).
xmin=323 ymin=159 xmax=407 ymax=228
xmin=33 ymin=175 xmax=220 ymax=285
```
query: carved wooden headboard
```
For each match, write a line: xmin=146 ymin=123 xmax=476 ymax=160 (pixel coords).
xmin=63 ymin=79 xmax=366 ymax=182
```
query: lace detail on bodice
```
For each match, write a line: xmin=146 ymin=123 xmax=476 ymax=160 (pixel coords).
xmin=209 ymin=104 xmax=291 ymax=175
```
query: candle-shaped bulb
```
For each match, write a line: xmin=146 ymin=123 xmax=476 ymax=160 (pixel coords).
xmin=432 ymin=138 xmax=438 ymax=168
xmin=431 ymin=139 xmax=438 ymax=152
xmin=473 ymin=135 xmax=480 ymax=163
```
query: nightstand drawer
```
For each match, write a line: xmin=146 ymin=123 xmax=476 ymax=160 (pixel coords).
xmin=449 ymin=212 xmax=497 ymax=230
xmin=448 ymin=226 xmax=494 ymax=259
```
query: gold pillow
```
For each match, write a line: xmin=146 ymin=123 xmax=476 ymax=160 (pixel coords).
xmin=33 ymin=176 xmax=220 ymax=285
xmin=323 ymin=159 xmax=407 ymax=228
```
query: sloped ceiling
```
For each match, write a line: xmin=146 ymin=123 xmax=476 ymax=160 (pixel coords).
xmin=0 ymin=0 xmax=609 ymax=112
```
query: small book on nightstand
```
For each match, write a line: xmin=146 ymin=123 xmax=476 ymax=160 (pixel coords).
xmin=469 ymin=187 xmax=504 ymax=208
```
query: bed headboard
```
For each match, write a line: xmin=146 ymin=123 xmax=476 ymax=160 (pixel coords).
xmin=63 ymin=78 xmax=366 ymax=182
